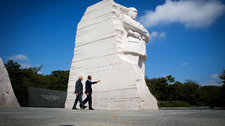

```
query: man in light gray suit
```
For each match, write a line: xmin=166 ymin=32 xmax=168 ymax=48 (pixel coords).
xmin=72 ymin=76 xmax=86 ymax=110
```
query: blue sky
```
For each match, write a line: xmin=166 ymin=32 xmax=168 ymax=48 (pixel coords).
xmin=0 ymin=0 xmax=225 ymax=85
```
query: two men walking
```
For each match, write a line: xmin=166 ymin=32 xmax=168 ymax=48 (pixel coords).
xmin=72 ymin=75 xmax=100 ymax=110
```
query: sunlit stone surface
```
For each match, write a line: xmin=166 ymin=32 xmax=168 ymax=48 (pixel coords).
xmin=0 ymin=58 xmax=20 ymax=107
xmin=65 ymin=0 xmax=158 ymax=110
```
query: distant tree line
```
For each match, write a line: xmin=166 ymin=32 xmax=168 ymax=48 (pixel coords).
xmin=146 ymin=72 xmax=225 ymax=107
xmin=5 ymin=60 xmax=225 ymax=107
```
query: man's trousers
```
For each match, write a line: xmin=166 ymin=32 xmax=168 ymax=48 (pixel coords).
xmin=73 ymin=93 xmax=84 ymax=108
xmin=83 ymin=94 xmax=92 ymax=109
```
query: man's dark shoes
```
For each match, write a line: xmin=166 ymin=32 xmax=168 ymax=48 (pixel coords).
xmin=80 ymin=105 xmax=87 ymax=109
xmin=72 ymin=107 xmax=78 ymax=110
xmin=89 ymin=108 xmax=95 ymax=110
xmin=83 ymin=106 xmax=87 ymax=109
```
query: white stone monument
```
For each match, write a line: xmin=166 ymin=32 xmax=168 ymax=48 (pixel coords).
xmin=65 ymin=0 xmax=158 ymax=110
xmin=0 ymin=58 xmax=20 ymax=107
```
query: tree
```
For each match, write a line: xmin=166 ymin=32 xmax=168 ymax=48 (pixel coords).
xmin=146 ymin=76 xmax=201 ymax=105
xmin=5 ymin=60 xmax=23 ymax=86
xmin=146 ymin=75 xmax=175 ymax=101
xmin=166 ymin=75 xmax=175 ymax=84
xmin=48 ymin=70 xmax=69 ymax=91
xmin=219 ymin=69 xmax=225 ymax=85
xmin=29 ymin=65 xmax=43 ymax=74
xmin=182 ymin=80 xmax=200 ymax=105
xmin=199 ymin=86 xmax=222 ymax=107
xmin=219 ymin=69 xmax=225 ymax=106
xmin=168 ymin=81 xmax=183 ymax=101
xmin=147 ymin=77 xmax=168 ymax=100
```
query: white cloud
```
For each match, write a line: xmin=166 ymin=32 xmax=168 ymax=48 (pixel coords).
xmin=8 ymin=54 xmax=29 ymax=61
xmin=149 ymin=31 xmax=167 ymax=42
xmin=200 ymin=73 xmax=222 ymax=86
xmin=159 ymin=32 xmax=167 ymax=38
xmin=20 ymin=63 xmax=32 ymax=68
xmin=7 ymin=54 xmax=42 ymax=74
xmin=150 ymin=31 xmax=159 ymax=40
xmin=139 ymin=0 xmax=225 ymax=28
xmin=211 ymin=74 xmax=219 ymax=79
xmin=20 ymin=63 xmax=43 ymax=74
xmin=200 ymin=80 xmax=221 ymax=86
xmin=37 ymin=71 xmax=43 ymax=74
xmin=181 ymin=62 xmax=189 ymax=66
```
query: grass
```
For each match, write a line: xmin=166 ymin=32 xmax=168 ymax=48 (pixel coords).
xmin=158 ymin=101 xmax=193 ymax=107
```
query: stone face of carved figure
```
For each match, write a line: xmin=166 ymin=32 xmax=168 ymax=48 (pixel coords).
xmin=128 ymin=7 xmax=137 ymax=20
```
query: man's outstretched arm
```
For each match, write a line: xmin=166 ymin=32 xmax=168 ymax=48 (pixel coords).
xmin=90 ymin=80 xmax=101 ymax=84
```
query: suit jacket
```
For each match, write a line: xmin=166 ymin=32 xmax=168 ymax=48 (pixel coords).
xmin=75 ymin=79 xmax=83 ymax=94
xmin=85 ymin=80 xmax=97 ymax=94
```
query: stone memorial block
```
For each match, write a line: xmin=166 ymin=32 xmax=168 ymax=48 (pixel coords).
xmin=65 ymin=0 xmax=158 ymax=110
xmin=0 ymin=58 xmax=20 ymax=107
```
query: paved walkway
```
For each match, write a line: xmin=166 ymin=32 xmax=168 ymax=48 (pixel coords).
xmin=0 ymin=107 xmax=225 ymax=126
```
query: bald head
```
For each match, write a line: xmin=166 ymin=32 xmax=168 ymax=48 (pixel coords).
xmin=78 ymin=75 xmax=83 ymax=80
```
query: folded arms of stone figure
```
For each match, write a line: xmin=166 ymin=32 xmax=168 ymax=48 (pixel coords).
xmin=128 ymin=30 xmax=142 ymax=40
xmin=122 ymin=15 xmax=149 ymax=42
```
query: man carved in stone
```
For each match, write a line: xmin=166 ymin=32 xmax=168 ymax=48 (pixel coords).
xmin=122 ymin=7 xmax=149 ymax=44
xmin=120 ymin=7 xmax=149 ymax=75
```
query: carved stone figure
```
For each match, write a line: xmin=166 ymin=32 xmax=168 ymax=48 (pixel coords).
xmin=65 ymin=0 xmax=158 ymax=110
xmin=119 ymin=7 xmax=150 ymax=77
xmin=0 ymin=58 xmax=20 ymax=107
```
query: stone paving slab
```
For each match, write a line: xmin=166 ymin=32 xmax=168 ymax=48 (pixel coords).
xmin=0 ymin=107 xmax=225 ymax=126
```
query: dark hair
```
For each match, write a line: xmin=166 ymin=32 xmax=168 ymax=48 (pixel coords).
xmin=88 ymin=75 xmax=92 ymax=80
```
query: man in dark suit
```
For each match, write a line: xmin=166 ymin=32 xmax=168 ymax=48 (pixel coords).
xmin=83 ymin=75 xmax=100 ymax=110
xmin=72 ymin=76 xmax=86 ymax=110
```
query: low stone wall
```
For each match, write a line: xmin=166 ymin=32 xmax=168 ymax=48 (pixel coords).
xmin=27 ymin=87 xmax=66 ymax=108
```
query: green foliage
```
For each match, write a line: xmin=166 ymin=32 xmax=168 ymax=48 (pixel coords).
xmin=146 ymin=75 xmax=171 ymax=101
xmin=146 ymin=75 xmax=184 ymax=101
xmin=221 ymin=84 xmax=225 ymax=106
xmin=47 ymin=70 xmax=69 ymax=91
xmin=167 ymin=81 xmax=183 ymax=101
xmin=146 ymin=75 xmax=224 ymax=107
xmin=219 ymin=69 xmax=225 ymax=85
xmin=218 ymin=69 xmax=225 ymax=106
xmin=199 ymin=86 xmax=222 ymax=107
xmin=158 ymin=101 xmax=192 ymax=107
xmin=5 ymin=60 xmax=69 ymax=106
xmin=182 ymin=80 xmax=200 ymax=105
